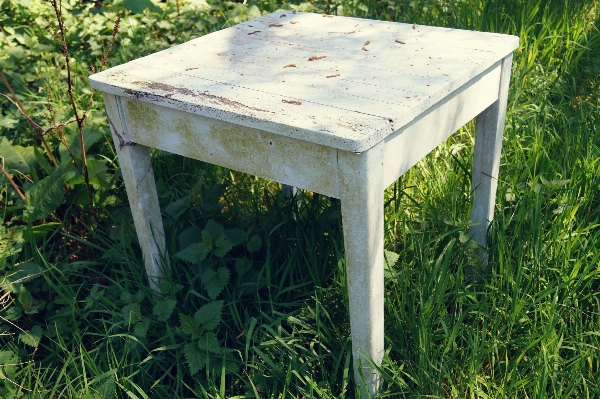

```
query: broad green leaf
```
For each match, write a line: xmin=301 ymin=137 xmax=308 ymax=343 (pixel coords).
xmin=213 ymin=234 xmax=232 ymax=258
xmin=199 ymin=184 xmax=228 ymax=211
xmin=23 ymin=222 xmax=61 ymax=244
xmin=0 ymin=117 xmax=19 ymax=128
xmin=384 ymin=250 xmax=400 ymax=279
xmin=201 ymin=230 xmax=213 ymax=250
xmin=540 ymin=176 xmax=571 ymax=189
xmin=17 ymin=285 xmax=34 ymax=307
xmin=194 ymin=300 xmax=223 ymax=331
xmin=158 ymin=280 xmax=184 ymax=295
xmin=178 ymin=225 xmax=201 ymax=250
xmin=34 ymin=145 xmax=54 ymax=175
xmin=0 ymin=137 xmax=37 ymax=175
xmin=95 ymin=375 xmax=116 ymax=399
xmin=184 ymin=342 xmax=207 ymax=374
xmin=235 ymin=258 xmax=252 ymax=278
xmin=18 ymin=325 xmax=43 ymax=348
xmin=175 ymin=242 xmax=209 ymax=264
xmin=58 ymin=124 xmax=103 ymax=165
xmin=0 ymin=227 xmax=24 ymax=260
xmin=165 ymin=195 xmax=191 ymax=219
xmin=67 ymin=159 xmax=109 ymax=189
xmin=122 ymin=303 xmax=142 ymax=325
xmin=226 ymin=229 xmax=246 ymax=246
xmin=247 ymin=235 xmax=262 ymax=253
xmin=123 ymin=0 xmax=161 ymax=14
xmin=84 ymin=283 xmax=105 ymax=310
xmin=1 ymin=262 xmax=43 ymax=292
xmin=189 ymin=176 xmax=206 ymax=198
xmin=24 ymin=163 xmax=79 ymax=222
xmin=152 ymin=299 xmax=176 ymax=322
xmin=201 ymin=267 xmax=229 ymax=300
xmin=134 ymin=318 xmax=151 ymax=338
xmin=384 ymin=250 xmax=399 ymax=268
xmin=0 ymin=351 xmax=17 ymax=365
xmin=204 ymin=219 xmax=225 ymax=239
xmin=14 ymin=262 xmax=43 ymax=281
xmin=197 ymin=331 xmax=221 ymax=353
xmin=4 ymin=307 xmax=22 ymax=321
xmin=179 ymin=313 xmax=202 ymax=339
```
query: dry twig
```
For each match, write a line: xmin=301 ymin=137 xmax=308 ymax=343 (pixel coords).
xmin=0 ymin=163 xmax=25 ymax=201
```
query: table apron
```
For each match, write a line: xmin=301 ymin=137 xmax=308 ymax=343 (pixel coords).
xmin=117 ymin=96 xmax=340 ymax=198
xmin=111 ymin=59 xmax=500 ymax=199
xmin=382 ymin=60 xmax=502 ymax=188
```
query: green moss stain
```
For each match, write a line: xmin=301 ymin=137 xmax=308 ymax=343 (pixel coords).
xmin=122 ymin=101 xmax=338 ymax=196
xmin=209 ymin=124 xmax=266 ymax=166
xmin=124 ymin=100 xmax=161 ymax=144
xmin=173 ymin=116 xmax=196 ymax=145
xmin=207 ymin=122 xmax=338 ymax=195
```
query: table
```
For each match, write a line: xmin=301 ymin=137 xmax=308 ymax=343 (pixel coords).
xmin=89 ymin=12 xmax=518 ymax=396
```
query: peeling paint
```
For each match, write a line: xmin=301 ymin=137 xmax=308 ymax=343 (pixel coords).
xmin=129 ymin=80 xmax=270 ymax=113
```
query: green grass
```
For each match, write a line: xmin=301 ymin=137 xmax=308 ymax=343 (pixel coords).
xmin=1 ymin=0 xmax=599 ymax=397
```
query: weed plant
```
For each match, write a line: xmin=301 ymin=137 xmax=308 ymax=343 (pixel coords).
xmin=0 ymin=0 xmax=599 ymax=397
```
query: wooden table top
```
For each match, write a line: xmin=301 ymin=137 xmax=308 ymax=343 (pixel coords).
xmin=89 ymin=12 xmax=518 ymax=152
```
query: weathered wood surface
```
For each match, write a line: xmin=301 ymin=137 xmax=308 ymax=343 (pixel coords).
xmin=118 ymin=97 xmax=340 ymax=198
xmin=103 ymin=94 xmax=169 ymax=292
xmin=89 ymin=12 xmax=518 ymax=152
xmin=383 ymin=60 xmax=501 ymax=187
xmin=469 ymin=54 xmax=514 ymax=251
xmin=339 ymin=143 xmax=385 ymax=397
xmin=92 ymin=13 xmax=518 ymax=396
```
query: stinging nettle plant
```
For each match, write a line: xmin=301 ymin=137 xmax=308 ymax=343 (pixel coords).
xmin=0 ymin=1 xmax=121 ymax=225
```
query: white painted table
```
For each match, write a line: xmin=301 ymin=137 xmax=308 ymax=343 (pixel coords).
xmin=90 ymin=12 xmax=518 ymax=396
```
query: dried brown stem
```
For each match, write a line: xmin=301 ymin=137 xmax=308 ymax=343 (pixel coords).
xmin=0 ymin=71 xmax=22 ymax=109
xmin=43 ymin=118 xmax=78 ymax=135
xmin=100 ymin=14 xmax=121 ymax=71
xmin=0 ymin=93 xmax=43 ymax=133
xmin=0 ymin=92 xmax=61 ymax=168
xmin=0 ymin=25 xmax=10 ymax=47
xmin=51 ymin=0 xmax=96 ymax=219
xmin=0 ymin=163 xmax=25 ymax=201
xmin=0 ymin=71 xmax=60 ymax=168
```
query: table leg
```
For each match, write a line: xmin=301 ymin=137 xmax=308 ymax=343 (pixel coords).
xmin=281 ymin=184 xmax=297 ymax=199
xmin=103 ymin=94 xmax=168 ymax=292
xmin=469 ymin=54 xmax=514 ymax=253
xmin=338 ymin=143 xmax=385 ymax=397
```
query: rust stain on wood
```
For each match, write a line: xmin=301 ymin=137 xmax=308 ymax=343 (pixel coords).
xmin=282 ymin=99 xmax=302 ymax=105
xmin=327 ymin=74 xmax=340 ymax=78
xmin=269 ymin=23 xmax=283 ymax=27
xmin=395 ymin=39 xmax=405 ymax=44
xmin=283 ymin=63 xmax=297 ymax=68
xmin=185 ymin=67 xmax=198 ymax=71
xmin=280 ymin=14 xmax=286 ymax=17
xmin=364 ymin=41 xmax=370 ymax=46
xmin=290 ymin=21 xmax=299 ymax=24
xmin=248 ymin=31 xmax=261 ymax=35
xmin=127 ymin=81 xmax=270 ymax=113
xmin=362 ymin=46 xmax=369 ymax=51
xmin=308 ymin=55 xmax=326 ymax=61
